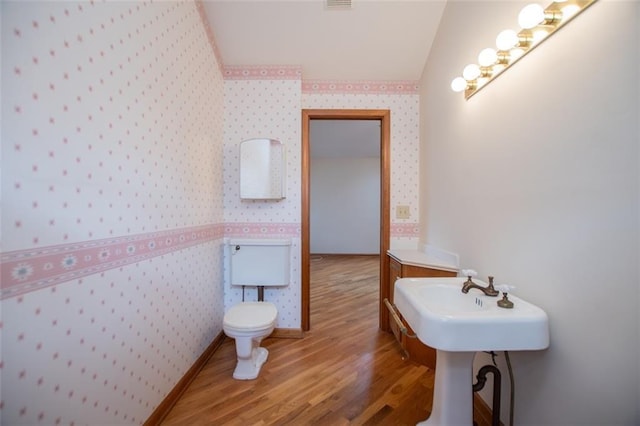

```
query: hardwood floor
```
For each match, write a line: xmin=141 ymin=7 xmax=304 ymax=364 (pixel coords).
xmin=160 ymin=255 xmax=435 ymax=425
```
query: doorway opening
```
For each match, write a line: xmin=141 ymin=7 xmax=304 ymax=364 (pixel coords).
xmin=301 ymin=109 xmax=391 ymax=332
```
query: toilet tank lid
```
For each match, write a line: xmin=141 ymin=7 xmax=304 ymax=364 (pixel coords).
xmin=228 ymin=238 xmax=291 ymax=246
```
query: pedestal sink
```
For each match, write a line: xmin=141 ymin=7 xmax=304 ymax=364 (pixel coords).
xmin=394 ymin=277 xmax=549 ymax=425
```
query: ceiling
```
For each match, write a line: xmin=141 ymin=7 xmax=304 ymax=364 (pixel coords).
xmin=201 ymin=0 xmax=447 ymax=81
xmin=202 ymin=1 xmax=443 ymax=156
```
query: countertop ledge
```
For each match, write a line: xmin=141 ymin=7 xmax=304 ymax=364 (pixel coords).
xmin=388 ymin=246 xmax=459 ymax=273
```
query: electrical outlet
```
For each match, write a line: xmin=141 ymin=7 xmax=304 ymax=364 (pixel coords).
xmin=396 ymin=205 xmax=410 ymax=219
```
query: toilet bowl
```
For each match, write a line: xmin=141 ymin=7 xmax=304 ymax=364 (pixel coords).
xmin=225 ymin=238 xmax=291 ymax=380
xmin=223 ymin=301 xmax=278 ymax=380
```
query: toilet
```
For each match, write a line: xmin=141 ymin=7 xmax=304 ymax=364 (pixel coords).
xmin=223 ymin=239 xmax=291 ymax=380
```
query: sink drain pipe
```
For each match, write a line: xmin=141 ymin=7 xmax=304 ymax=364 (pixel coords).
xmin=473 ymin=351 xmax=515 ymax=426
xmin=473 ymin=363 xmax=501 ymax=426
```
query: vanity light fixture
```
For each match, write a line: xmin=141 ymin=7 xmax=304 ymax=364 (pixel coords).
xmin=451 ymin=0 xmax=598 ymax=99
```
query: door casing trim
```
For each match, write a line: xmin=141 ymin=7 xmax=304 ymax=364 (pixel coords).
xmin=301 ymin=109 xmax=391 ymax=331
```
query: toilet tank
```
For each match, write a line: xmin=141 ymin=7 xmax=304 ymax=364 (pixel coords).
xmin=229 ymin=239 xmax=291 ymax=287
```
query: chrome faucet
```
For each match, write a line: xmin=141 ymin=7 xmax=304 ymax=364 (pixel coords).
xmin=462 ymin=275 xmax=499 ymax=297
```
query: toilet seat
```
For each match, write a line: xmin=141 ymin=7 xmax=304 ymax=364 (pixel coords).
xmin=223 ymin=301 xmax=277 ymax=333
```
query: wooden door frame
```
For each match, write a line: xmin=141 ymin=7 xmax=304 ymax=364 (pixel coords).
xmin=301 ymin=109 xmax=391 ymax=332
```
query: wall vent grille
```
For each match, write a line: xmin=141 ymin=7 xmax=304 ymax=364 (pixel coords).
xmin=325 ymin=0 xmax=352 ymax=10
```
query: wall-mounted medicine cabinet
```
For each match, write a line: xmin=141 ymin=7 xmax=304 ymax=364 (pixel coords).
xmin=240 ymin=138 xmax=286 ymax=200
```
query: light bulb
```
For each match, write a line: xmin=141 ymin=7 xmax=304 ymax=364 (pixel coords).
xmin=462 ymin=64 xmax=481 ymax=81
xmin=493 ymin=64 xmax=506 ymax=74
xmin=532 ymin=29 xmax=549 ymax=44
xmin=478 ymin=48 xmax=498 ymax=67
xmin=518 ymin=4 xmax=545 ymax=29
xmin=561 ymin=4 xmax=580 ymax=20
xmin=496 ymin=29 xmax=519 ymax=51
xmin=510 ymin=48 xmax=525 ymax=61
xmin=451 ymin=77 xmax=467 ymax=92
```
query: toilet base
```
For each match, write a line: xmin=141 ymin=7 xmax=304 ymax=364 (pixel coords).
xmin=233 ymin=347 xmax=269 ymax=380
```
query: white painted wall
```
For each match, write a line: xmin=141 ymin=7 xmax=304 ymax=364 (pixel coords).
xmin=310 ymin=157 xmax=380 ymax=254
xmin=420 ymin=1 xmax=639 ymax=424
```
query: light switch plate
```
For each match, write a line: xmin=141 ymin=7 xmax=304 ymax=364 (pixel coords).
xmin=396 ymin=205 xmax=410 ymax=219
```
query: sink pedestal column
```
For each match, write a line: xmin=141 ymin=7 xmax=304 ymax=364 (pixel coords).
xmin=418 ymin=350 xmax=475 ymax=426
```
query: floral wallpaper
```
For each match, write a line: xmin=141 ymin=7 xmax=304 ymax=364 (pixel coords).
xmin=1 ymin=1 xmax=423 ymax=424
xmin=222 ymin=66 xmax=302 ymax=328
xmin=1 ymin=1 xmax=225 ymax=424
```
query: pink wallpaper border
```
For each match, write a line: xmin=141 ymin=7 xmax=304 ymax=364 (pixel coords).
xmin=1 ymin=223 xmax=300 ymax=300
xmin=1 ymin=225 xmax=222 ymax=300
xmin=302 ymin=80 xmax=419 ymax=95
xmin=220 ymin=67 xmax=419 ymax=95
xmin=223 ymin=65 xmax=303 ymax=80
xmin=2 ymin=222 xmax=414 ymax=299
xmin=224 ymin=222 xmax=301 ymax=238
xmin=391 ymin=223 xmax=420 ymax=237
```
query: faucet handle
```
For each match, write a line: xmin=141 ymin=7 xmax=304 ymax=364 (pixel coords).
xmin=495 ymin=284 xmax=516 ymax=294
xmin=496 ymin=284 xmax=516 ymax=308
xmin=461 ymin=269 xmax=477 ymax=278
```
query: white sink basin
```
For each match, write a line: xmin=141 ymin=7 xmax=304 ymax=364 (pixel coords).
xmin=394 ymin=277 xmax=550 ymax=425
xmin=394 ymin=277 xmax=549 ymax=352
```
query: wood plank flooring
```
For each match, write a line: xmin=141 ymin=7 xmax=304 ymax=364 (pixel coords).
xmin=160 ymin=255 xmax=435 ymax=425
